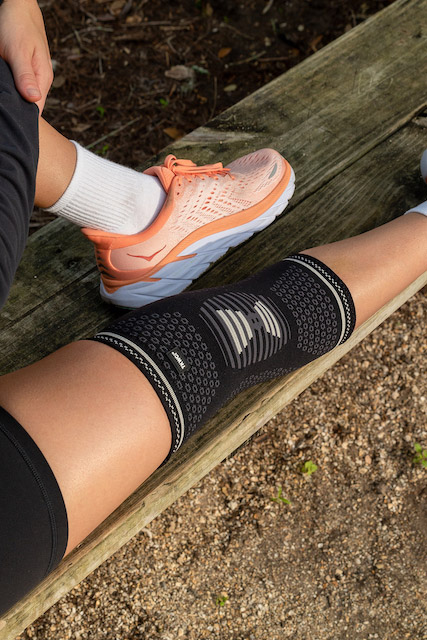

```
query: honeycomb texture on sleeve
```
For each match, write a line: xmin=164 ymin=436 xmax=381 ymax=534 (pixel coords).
xmin=93 ymin=254 xmax=356 ymax=456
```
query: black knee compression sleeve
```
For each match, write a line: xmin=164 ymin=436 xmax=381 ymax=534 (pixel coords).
xmin=0 ymin=407 xmax=68 ymax=616
xmin=93 ymin=254 xmax=356 ymax=457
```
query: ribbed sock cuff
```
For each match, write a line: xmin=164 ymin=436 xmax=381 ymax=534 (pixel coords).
xmin=45 ymin=143 xmax=165 ymax=234
xmin=45 ymin=142 xmax=141 ymax=232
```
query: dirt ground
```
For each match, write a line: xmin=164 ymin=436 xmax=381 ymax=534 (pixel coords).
xmin=33 ymin=0 xmax=393 ymax=228
xmin=19 ymin=1 xmax=427 ymax=639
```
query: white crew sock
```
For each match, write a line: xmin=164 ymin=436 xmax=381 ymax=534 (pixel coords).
xmin=405 ymin=201 xmax=427 ymax=217
xmin=45 ymin=142 xmax=167 ymax=234
xmin=404 ymin=151 xmax=427 ymax=217
xmin=421 ymin=149 xmax=427 ymax=183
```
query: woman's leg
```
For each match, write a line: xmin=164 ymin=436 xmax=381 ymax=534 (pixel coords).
xmin=0 ymin=341 xmax=171 ymax=555
xmin=0 ymin=212 xmax=425 ymax=614
xmin=0 ymin=211 xmax=425 ymax=561
xmin=34 ymin=118 xmax=77 ymax=209
xmin=302 ymin=211 xmax=427 ymax=326
xmin=1 ymin=56 xmax=426 ymax=611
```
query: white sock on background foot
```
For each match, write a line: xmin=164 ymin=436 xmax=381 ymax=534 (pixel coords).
xmin=421 ymin=149 xmax=427 ymax=183
xmin=405 ymin=201 xmax=427 ymax=217
xmin=45 ymin=142 xmax=167 ymax=234
xmin=404 ymin=150 xmax=427 ymax=217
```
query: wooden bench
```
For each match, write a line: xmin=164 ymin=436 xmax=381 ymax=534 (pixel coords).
xmin=1 ymin=0 xmax=426 ymax=635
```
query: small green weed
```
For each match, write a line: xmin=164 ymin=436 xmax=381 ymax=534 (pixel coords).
xmin=301 ymin=460 xmax=318 ymax=476
xmin=159 ymin=97 xmax=169 ymax=107
xmin=215 ymin=594 xmax=228 ymax=607
xmin=192 ymin=64 xmax=209 ymax=75
xmin=96 ymin=105 xmax=105 ymax=118
xmin=271 ymin=486 xmax=291 ymax=505
xmin=413 ymin=443 xmax=427 ymax=468
xmin=95 ymin=143 xmax=109 ymax=157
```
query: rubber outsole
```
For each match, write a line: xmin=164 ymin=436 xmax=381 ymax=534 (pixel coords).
xmin=100 ymin=167 xmax=296 ymax=308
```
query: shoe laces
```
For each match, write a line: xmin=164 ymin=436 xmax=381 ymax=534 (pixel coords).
xmin=164 ymin=154 xmax=233 ymax=188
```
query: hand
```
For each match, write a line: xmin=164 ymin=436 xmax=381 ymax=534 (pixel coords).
xmin=0 ymin=0 xmax=53 ymax=113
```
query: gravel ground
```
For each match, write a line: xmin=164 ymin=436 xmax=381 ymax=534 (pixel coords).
xmin=18 ymin=290 xmax=427 ymax=640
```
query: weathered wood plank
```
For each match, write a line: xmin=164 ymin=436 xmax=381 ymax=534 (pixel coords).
xmin=192 ymin=118 xmax=427 ymax=284
xmin=1 ymin=0 xmax=426 ymax=340
xmin=1 ymin=271 xmax=425 ymax=639
xmin=1 ymin=118 xmax=425 ymax=373
xmin=0 ymin=221 xmax=94 ymax=324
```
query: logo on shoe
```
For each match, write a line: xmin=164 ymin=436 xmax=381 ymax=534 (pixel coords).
xmin=127 ymin=245 xmax=167 ymax=262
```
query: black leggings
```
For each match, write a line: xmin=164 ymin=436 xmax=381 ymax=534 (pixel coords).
xmin=0 ymin=59 xmax=68 ymax=615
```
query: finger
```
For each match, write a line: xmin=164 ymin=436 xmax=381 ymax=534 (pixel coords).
xmin=10 ymin=58 xmax=42 ymax=102
xmin=35 ymin=95 xmax=46 ymax=116
xmin=34 ymin=61 xmax=54 ymax=98
xmin=33 ymin=53 xmax=54 ymax=114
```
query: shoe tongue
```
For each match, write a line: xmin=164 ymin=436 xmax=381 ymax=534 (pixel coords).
xmin=143 ymin=165 xmax=175 ymax=192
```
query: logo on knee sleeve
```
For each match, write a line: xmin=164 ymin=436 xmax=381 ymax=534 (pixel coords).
xmin=167 ymin=347 xmax=190 ymax=374
xmin=200 ymin=293 xmax=290 ymax=369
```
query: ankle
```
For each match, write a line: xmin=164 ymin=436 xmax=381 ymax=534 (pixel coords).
xmin=43 ymin=143 xmax=166 ymax=234
xmin=35 ymin=127 xmax=77 ymax=209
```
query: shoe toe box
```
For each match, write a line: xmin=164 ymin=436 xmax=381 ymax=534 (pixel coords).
xmin=226 ymin=148 xmax=288 ymax=200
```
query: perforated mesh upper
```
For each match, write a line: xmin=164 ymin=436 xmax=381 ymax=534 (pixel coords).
xmin=109 ymin=148 xmax=287 ymax=272
xmin=171 ymin=149 xmax=285 ymax=227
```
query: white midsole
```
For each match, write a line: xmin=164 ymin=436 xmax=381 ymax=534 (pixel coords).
xmin=100 ymin=168 xmax=295 ymax=308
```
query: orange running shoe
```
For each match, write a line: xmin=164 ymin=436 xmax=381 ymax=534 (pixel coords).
xmin=82 ymin=148 xmax=295 ymax=308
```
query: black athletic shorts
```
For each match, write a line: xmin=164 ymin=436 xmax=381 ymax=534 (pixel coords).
xmin=0 ymin=407 xmax=68 ymax=615
xmin=0 ymin=57 xmax=39 ymax=310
